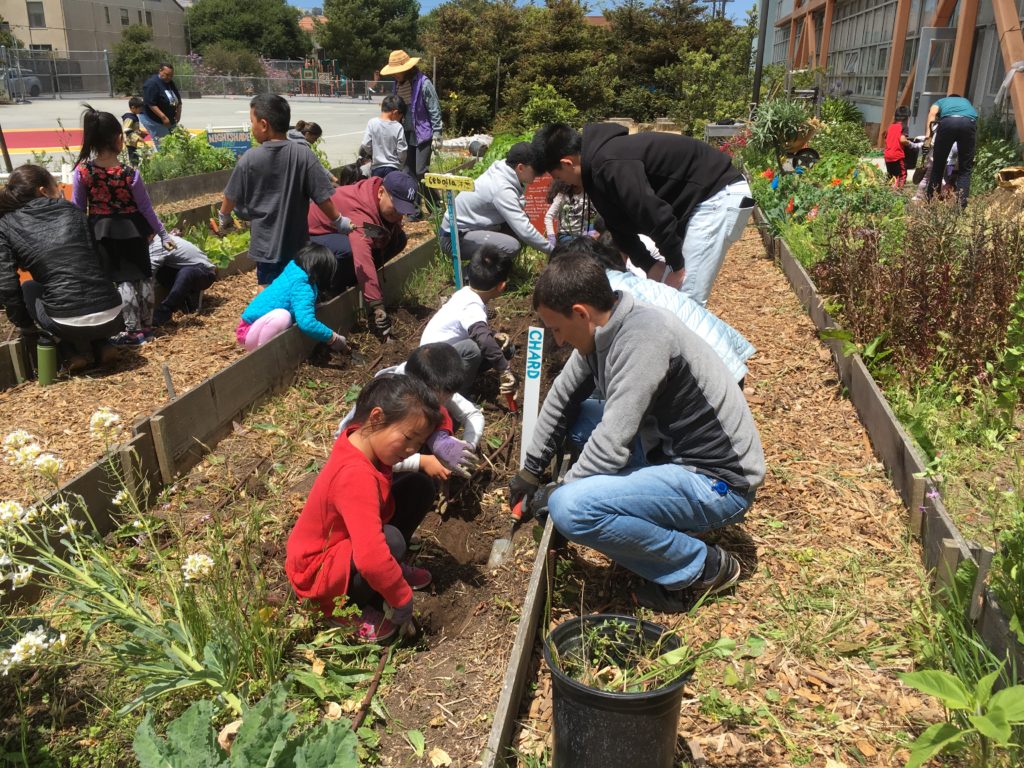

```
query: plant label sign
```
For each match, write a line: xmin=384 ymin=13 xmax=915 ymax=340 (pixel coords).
xmin=520 ymin=326 xmax=545 ymax=468
xmin=423 ymin=174 xmax=475 ymax=192
xmin=206 ymin=126 xmax=251 ymax=158
xmin=423 ymin=174 xmax=475 ymax=289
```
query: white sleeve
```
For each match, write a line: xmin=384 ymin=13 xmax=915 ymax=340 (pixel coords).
xmin=393 ymin=454 xmax=422 ymax=473
xmin=448 ymin=393 xmax=484 ymax=448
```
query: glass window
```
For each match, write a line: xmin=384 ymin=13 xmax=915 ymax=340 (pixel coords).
xmin=137 ymin=10 xmax=142 ymax=23
xmin=120 ymin=8 xmax=129 ymax=26
xmin=104 ymin=6 xmax=110 ymax=23
xmin=146 ymin=10 xmax=152 ymax=25
xmin=26 ymin=1 xmax=45 ymax=28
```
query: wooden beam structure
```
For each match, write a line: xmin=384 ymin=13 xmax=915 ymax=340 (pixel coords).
xmin=992 ymin=0 xmax=1024 ymax=144
xmin=819 ymin=0 xmax=836 ymax=71
xmin=878 ymin=0 xmax=915 ymax=145
xmin=949 ymin=0 xmax=980 ymax=95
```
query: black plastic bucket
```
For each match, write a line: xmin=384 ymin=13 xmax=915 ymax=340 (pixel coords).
xmin=543 ymin=613 xmax=690 ymax=768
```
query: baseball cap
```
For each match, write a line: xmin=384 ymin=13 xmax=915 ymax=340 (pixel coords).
xmin=382 ymin=172 xmax=419 ymax=216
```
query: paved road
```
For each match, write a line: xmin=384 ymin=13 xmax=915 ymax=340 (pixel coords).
xmin=0 ymin=95 xmax=383 ymax=170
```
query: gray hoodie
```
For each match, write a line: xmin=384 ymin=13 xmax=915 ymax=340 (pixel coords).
xmin=442 ymin=159 xmax=551 ymax=253
xmin=525 ymin=292 xmax=765 ymax=494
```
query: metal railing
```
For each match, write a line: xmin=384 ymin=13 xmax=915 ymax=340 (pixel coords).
xmin=0 ymin=46 xmax=111 ymax=101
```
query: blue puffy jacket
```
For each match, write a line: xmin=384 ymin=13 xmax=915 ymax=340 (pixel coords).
xmin=241 ymin=260 xmax=333 ymax=343
xmin=606 ymin=269 xmax=754 ymax=382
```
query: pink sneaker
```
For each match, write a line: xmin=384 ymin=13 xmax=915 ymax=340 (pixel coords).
xmin=402 ymin=563 xmax=432 ymax=591
xmin=356 ymin=606 xmax=398 ymax=643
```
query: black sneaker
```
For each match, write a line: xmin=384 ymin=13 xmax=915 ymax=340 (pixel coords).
xmin=631 ymin=546 xmax=741 ymax=613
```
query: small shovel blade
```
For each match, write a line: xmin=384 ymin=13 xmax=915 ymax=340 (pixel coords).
xmin=487 ymin=537 xmax=513 ymax=569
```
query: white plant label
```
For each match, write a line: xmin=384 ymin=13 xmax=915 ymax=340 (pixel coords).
xmin=520 ymin=326 xmax=544 ymax=468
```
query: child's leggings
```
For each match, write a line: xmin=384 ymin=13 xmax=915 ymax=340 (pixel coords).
xmin=242 ymin=308 xmax=293 ymax=351
xmin=347 ymin=472 xmax=436 ymax=608
xmin=118 ymin=280 xmax=155 ymax=332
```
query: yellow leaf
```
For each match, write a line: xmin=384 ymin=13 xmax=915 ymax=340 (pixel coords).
xmin=429 ymin=747 xmax=453 ymax=767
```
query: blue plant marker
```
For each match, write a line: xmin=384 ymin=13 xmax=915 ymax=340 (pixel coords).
xmin=447 ymin=189 xmax=463 ymax=289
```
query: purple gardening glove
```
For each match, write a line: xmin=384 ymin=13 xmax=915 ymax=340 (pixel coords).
xmin=426 ymin=431 xmax=478 ymax=479
xmin=386 ymin=598 xmax=413 ymax=626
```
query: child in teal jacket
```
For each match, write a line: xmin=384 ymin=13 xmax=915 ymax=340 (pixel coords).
xmin=236 ymin=243 xmax=350 ymax=352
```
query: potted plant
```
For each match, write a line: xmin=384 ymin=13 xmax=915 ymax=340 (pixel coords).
xmin=543 ymin=613 xmax=733 ymax=768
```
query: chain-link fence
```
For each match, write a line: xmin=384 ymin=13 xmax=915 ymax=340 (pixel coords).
xmin=0 ymin=47 xmax=111 ymax=101
xmin=172 ymin=73 xmax=383 ymax=101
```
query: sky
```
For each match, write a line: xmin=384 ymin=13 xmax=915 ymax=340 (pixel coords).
xmin=293 ymin=0 xmax=758 ymax=24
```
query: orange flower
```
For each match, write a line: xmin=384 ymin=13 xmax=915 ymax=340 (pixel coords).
xmin=761 ymin=168 xmax=774 ymax=180
xmin=785 ymin=197 xmax=795 ymax=214
xmin=831 ymin=178 xmax=842 ymax=186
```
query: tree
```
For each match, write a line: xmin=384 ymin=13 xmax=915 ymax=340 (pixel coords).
xmin=0 ymin=16 xmax=23 ymax=49
xmin=111 ymin=25 xmax=170 ymax=96
xmin=186 ymin=0 xmax=309 ymax=60
xmin=319 ymin=0 xmax=418 ymax=81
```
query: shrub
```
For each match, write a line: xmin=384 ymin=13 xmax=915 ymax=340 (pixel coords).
xmin=820 ymin=97 xmax=863 ymax=125
xmin=749 ymin=98 xmax=811 ymax=172
xmin=111 ymin=25 xmax=170 ymax=95
xmin=519 ymin=84 xmax=580 ymax=131
xmin=971 ymin=137 xmax=1021 ymax=196
xmin=812 ymin=120 xmax=871 ymax=158
xmin=138 ymin=129 xmax=237 ymax=182
xmin=199 ymin=42 xmax=265 ymax=77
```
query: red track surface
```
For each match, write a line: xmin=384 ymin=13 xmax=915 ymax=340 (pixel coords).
xmin=2 ymin=127 xmax=85 ymax=152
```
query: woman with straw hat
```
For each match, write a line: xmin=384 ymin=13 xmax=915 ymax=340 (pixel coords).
xmin=380 ymin=50 xmax=442 ymax=221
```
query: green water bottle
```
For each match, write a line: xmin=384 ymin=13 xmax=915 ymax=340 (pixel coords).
xmin=36 ymin=336 xmax=56 ymax=386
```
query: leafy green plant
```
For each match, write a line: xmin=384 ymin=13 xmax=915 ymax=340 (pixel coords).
xmin=111 ymin=25 xmax=170 ymax=95
xmin=465 ymin=132 xmax=533 ymax=180
xmin=819 ymin=97 xmax=863 ymax=125
xmin=899 ymin=666 xmax=1024 ymax=767
xmin=812 ymin=120 xmax=871 ymax=158
xmin=749 ymin=98 xmax=811 ymax=173
xmin=519 ymin=84 xmax=580 ymax=131
xmin=549 ymin=617 xmax=734 ymax=693
xmin=972 ymin=138 xmax=1021 ymax=196
xmin=138 ymin=129 xmax=237 ymax=182
xmin=177 ymin=216 xmax=251 ymax=268
xmin=134 ymin=684 xmax=359 ymax=767
xmin=989 ymin=457 xmax=1024 ymax=643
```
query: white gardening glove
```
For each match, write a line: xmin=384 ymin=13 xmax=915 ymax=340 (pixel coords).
xmin=333 ymin=215 xmax=353 ymax=235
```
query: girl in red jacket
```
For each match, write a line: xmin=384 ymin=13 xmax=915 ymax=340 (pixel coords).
xmin=286 ymin=374 xmax=441 ymax=642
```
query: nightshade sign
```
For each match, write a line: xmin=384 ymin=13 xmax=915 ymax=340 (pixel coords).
xmin=424 ymin=173 xmax=476 ymax=290
xmin=206 ymin=127 xmax=251 ymax=158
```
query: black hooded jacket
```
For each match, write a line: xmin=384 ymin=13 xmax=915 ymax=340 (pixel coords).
xmin=0 ymin=197 xmax=121 ymax=327
xmin=581 ymin=123 xmax=741 ymax=272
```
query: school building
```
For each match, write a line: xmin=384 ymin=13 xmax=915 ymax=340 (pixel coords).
xmin=762 ymin=0 xmax=1024 ymax=141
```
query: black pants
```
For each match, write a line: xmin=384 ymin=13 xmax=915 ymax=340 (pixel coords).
xmin=21 ymin=280 xmax=124 ymax=360
xmin=310 ymin=229 xmax=408 ymax=296
xmin=347 ymin=472 xmax=436 ymax=608
xmin=153 ymin=265 xmax=216 ymax=325
xmin=927 ymin=116 xmax=976 ymax=207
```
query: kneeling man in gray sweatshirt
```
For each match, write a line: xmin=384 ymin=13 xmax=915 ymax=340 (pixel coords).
xmin=508 ymin=251 xmax=765 ymax=611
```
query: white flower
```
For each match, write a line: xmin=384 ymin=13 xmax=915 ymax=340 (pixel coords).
xmin=181 ymin=553 xmax=215 ymax=584
xmin=0 ymin=500 xmax=25 ymax=526
xmin=89 ymin=408 xmax=122 ymax=441
xmin=0 ymin=551 xmax=10 ymax=568
xmin=132 ymin=518 xmax=144 ymax=528
xmin=1 ymin=626 xmax=60 ymax=676
xmin=48 ymin=501 xmax=70 ymax=517
xmin=3 ymin=430 xmax=35 ymax=450
xmin=112 ymin=490 xmax=131 ymax=508
xmin=58 ymin=519 xmax=83 ymax=535
xmin=34 ymin=453 xmax=61 ymax=482
xmin=7 ymin=443 xmax=42 ymax=470
xmin=11 ymin=565 xmax=33 ymax=588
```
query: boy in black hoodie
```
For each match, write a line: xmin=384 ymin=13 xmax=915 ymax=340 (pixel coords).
xmin=531 ymin=123 xmax=753 ymax=307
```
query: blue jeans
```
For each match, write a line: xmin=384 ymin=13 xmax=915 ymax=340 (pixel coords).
xmin=549 ymin=400 xmax=753 ymax=589
xmin=679 ymin=179 xmax=754 ymax=307
xmin=139 ymin=113 xmax=172 ymax=150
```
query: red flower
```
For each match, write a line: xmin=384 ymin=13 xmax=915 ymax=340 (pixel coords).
xmin=785 ymin=197 xmax=795 ymax=214
xmin=831 ymin=178 xmax=842 ymax=186
xmin=761 ymin=168 xmax=774 ymax=180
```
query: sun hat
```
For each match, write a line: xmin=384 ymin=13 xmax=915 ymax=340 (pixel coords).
xmin=380 ymin=50 xmax=421 ymax=76
xmin=382 ymin=172 xmax=419 ymax=216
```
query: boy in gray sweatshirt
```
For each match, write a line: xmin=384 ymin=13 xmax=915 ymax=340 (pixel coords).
xmin=440 ymin=142 xmax=553 ymax=261
xmin=508 ymin=252 xmax=765 ymax=611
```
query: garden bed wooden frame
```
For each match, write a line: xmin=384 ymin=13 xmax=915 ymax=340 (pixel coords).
xmin=4 ymin=237 xmax=440 ymax=608
xmin=751 ymin=205 xmax=1024 ymax=674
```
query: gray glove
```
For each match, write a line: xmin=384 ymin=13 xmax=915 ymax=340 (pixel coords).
xmin=217 ymin=210 xmax=233 ymax=231
xmin=499 ymin=369 xmax=518 ymax=395
xmin=333 ymin=215 xmax=353 ymax=235
xmin=328 ymin=333 xmax=350 ymax=353
xmin=386 ymin=598 xmax=413 ymax=626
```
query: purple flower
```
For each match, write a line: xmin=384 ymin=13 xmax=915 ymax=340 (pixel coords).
xmin=927 ymin=489 xmax=940 ymax=500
